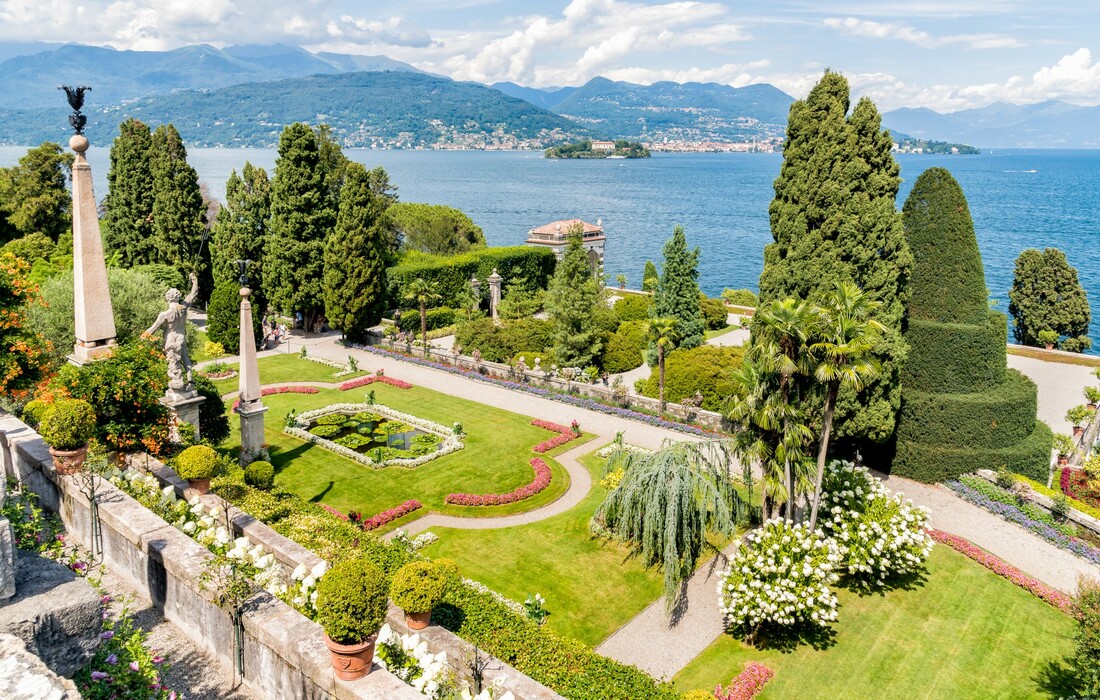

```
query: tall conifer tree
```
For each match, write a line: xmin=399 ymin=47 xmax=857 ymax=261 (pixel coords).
xmin=264 ymin=123 xmax=335 ymax=329
xmin=102 ymin=119 xmax=156 ymax=266
xmin=1008 ymin=247 xmax=1091 ymax=351
xmin=210 ymin=162 xmax=271 ymax=305
xmin=323 ymin=162 xmax=389 ymax=342
xmin=0 ymin=142 xmax=73 ymax=244
xmin=547 ymin=226 xmax=604 ymax=367
xmin=150 ymin=123 xmax=206 ymax=274
xmin=758 ymin=71 xmax=911 ymax=444
xmin=652 ymin=225 xmax=705 ymax=352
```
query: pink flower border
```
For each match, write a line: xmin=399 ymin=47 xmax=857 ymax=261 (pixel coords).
xmin=445 ymin=458 xmax=552 ymax=506
xmin=232 ymin=385 xmax=318 ymax=410
xmin=339 ymin=375 xmax=413 ymax=391
xmin=530 ymin=418 xmax=581 ymax=454
xmin=714 ymin=662 xmax=775 ymax=700
xmin=321 ymin=500 xmax=423 ymax=532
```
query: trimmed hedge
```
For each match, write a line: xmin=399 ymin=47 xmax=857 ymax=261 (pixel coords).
xmin=613 ymin=294 xmax=652 ymax=323
xmin=902 ymin=312 xmax=1007 ymax=393
xmin=454 ymin=317 xmax=553 ymax=363
xmin=398 ymin=306 xmax=457 ymax=333
xmin=895 ymin=369 xmax=1039 ymax=449
xmin=389 ymin=246 xmax=556 ymax=309
xmin=637 ymin=345 xmax=744 ymax=411
xmin=699 ymin=296 xmax=727 ymax=330
xmin=600 ymin=320 xmax=646 ymax=373
xmin=894 ymin=419 xmax=1053 ymax=483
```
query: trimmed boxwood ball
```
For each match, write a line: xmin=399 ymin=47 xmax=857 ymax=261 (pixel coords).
xmin=39 ymin=398 xmax=96 ymax=450
xmin=390 ymin=561 xmax=449 ymax=614
xmin=698 ymin=295 xmax=727 ymax=330
xmin=315 ymin=558 xmax=390 ymax=645
xmin=613 ymin=294 xmax=652 ymax=322
xmin=22 ymin=399 xmax=50 ymax=427
xmin=174 ymin=444 xmax=221 ymax=481
xmin=244 ymin=460 xmax=274 ymax=490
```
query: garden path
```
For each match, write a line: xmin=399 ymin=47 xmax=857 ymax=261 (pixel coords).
xmin=1007 ymin=353 xmax=1095 ymax=434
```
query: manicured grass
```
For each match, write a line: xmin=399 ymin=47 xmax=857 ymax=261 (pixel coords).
xmin=674 ymin=545 xmax=1076 ymax=699
xmin=223 ymin=375 xmax=582 ymax=521
xmin=705 ymin=324 xmax=740 ymax=341
xmin=1008 ymin=344 xmax=1100 ymax=367
xmin=211 ymin=353 xmax=366 ymax=394
xmin=189 ymin=328 xmax=215 ymax=363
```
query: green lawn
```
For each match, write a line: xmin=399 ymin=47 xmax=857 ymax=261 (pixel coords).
xmin=674 ymin=545 xmax=1076 ymax=699
xmin=211 ymin=353 xmax=367 ymax=394
xmin=705 ymin=324 xmax=740 ymax=341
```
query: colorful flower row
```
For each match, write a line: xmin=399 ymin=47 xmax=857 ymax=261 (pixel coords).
xmin=530 ymin=419 xmax=581 ymax=453
xmin=530 ymin=418 xmax=573 ymax=434
xmin=1062 ymin=467 xmax=1100 ymax=509
xmin=446 ymin=458 xmax=552 ymax=506
xmin=322 ymin=500 xmax=423 ymax=532
xmin=198 ymin=369 xmax=237 ymax=380
xmin=231 ymin=385 xmax=318 ymax=410
xmin=714 ymin=662 xmax=775 ymax=700
xmin=345 ymin=342 xmax=723 ymax=438
xmin=927 ymin=528 xmax=1073 ymax=613
xmin=339 ymin=374 xmax=414 ymax=391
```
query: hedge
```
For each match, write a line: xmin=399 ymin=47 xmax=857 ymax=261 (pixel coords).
xmin=699 ymin=296 xmax=727 ymax=330
xmin=893 ymin=419 xmax=1052 ymax=483
xmin=895 ymin=369 xmax=1039 ymax=449
xmin=600 ymin=320 xmax=647 ymax=373
xmin=637 ymin=345 xmax=745 ymax=411
xmin=453 ymin=317 xmax=553 ymax=363
xmin=902 ymin=312 xmax=1007 ymax=394
xmin=398 ymin=306 xmax=457 ymax=333
xmin=613 ymin=294 xmax=652 ymax=323
xmin=389 ymin=246 xmax=556 ymax=309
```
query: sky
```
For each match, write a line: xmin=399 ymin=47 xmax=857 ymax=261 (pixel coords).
xmin=1 ymin=0 xmax=1097 ymax=112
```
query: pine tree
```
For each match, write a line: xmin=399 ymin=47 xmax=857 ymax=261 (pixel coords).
xmin=0 ymin=142 xmax=73 ymax=244
xmin=652 ymin=225 xmax=705 ymax=352
xmin=323 ymin=162 xmax=389 ymax=342
xmin=758 ymin=71 xmax=911 ymax=445
xmin=1009 ymin=247 xmax=1091 ymax=351
xmin=150 ymin=123 xmax=207 ymax=275
xmin=547 ymin=226 xmax=605 ymax=367
xmin=210 ymin=163 xmax=271 ymax=307
xmin=263 ymin=123 xmax=335 ymax=330
xmin=102 ymin=119 xmax=156 ymax=266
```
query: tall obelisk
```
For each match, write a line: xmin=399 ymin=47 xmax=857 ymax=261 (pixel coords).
xmin=235 ymin=261 xmax=268 ymax=464
xmin=62 ymin=86 xmax=117 ymax=364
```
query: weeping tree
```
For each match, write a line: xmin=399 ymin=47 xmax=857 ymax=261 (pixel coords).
xmin=592 ymin=440 xmax=747 ymax=610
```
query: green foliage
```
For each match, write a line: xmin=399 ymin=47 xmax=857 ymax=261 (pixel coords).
xmin=390 ymin=560 xmax=449 ymax=613
xmin=759 ymin=71 xmax=911 ymax=445
xmin=102 ymin=119 xmax=157 ymax=266
xmin=38 ymin=398 xmax=96 ymax=450
xmin=600 ymin=320 xmax=647 ymax=373
xmin=699 ymin=295 xmax=727 ymax=330
xmin=546 ymin=227 xmax=605 ymax=367
xmin=1067 ymin=405 xmax=1092 ymax=427
xmin=1062 ymin=335 xmax=1093 ymax=353
xmin=613 ymin=294 xmax=652 ymax=322
xmin=210 ymin=162 xmax=270 ymax=303
xmin=324 ymin=161 xmax=389 ymax=341
xmin=1009 ymin=248 xmax=1091 ymax=349
xmin=498 ymin=277 xmax=544 ymax=320
xmin=398 ymin=307 xmax=455 ymax=333
xmin=544 ymin=139 xmax=650 ymax=158
xmin=130 ymin=263 xmax=185 ymax=291
xmin=1074 ymin=577 xmax=1100 ymax=697
xmin=149 ymin=123 xmax=206 ymax=274
xmin=2 ymin=232 xmax=55 ymax=263
xmin=894 ymin=419 xmax=1053 ymax=484
xmin=193 ymin=374 xmax=230 ymax=446
xmin=652 ymin=225 xmax=705 ymax=352
xmin=388 ymin=246 xmax=555 ymax=309
xmin=174 ymin=444 xmax=221 ymax=480
xmin=309 ymin=424 xmax=342 ymax=438
xmin=642 ymin=260 xmax=658 ymax=292
xmin=315 ymin=558 xmax=390 ymax=644
xmin=638 ymin=345 xmax=745 ymax=411
xmin=1037 ymin=329 xmax=1060 ymax=346
xmin=206 ymin=280 xmax=254 ymax=355
xmin=22 ymin=399 xmax=48 ymax=427
xmin=391 ymin=201 xmax=485 ymax=255
xmin=244 ymin=460 xmax=275 ymax=490
xmin=74 ymin=597 xmax=179 ymax=700
xmin=721 ymin=288 xmax=758 ymax=307
xmin=0 ymin=142 xmax=73 ymax=244
xmin=0 ymin=254 xmax=50 ymax=398
xmin=902 ymin=314 xmax=1007 ymax=394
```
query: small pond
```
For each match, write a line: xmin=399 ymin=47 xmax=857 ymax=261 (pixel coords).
xmin=305 ymin=411 xmax=443 ymax=461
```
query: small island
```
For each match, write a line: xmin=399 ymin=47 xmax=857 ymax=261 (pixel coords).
xmin=545 ymin=139 xmax=651 ymax=159
xmin=894 ymin=136 xmax=979 ymax=154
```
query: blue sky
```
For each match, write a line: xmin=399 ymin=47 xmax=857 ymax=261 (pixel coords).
xmin=1 ymin=0 xmax=1097 ymax=111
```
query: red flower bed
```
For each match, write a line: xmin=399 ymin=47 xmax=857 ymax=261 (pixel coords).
xmin=530 ymin=418 xmax=580 ymax=453
xmin=232 ymin=385 xmax=318 ymax=409
xmin=319 ymin=500 xmax=422 ymax=531
xmin=927 ymin=528 xmax=1072 ymax=613
xmin=339 ymin=374 xmax=413 ymax=391
xmin=714 ymin=662 xmax=775 ymax=700
xmin=1062 ymin=467 xmax=1100 ymax=508
xmin=446 ymin=458 xmax=552 ymax=506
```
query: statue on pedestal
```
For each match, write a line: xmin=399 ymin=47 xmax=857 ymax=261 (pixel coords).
xmin=145 ymin=272 xmax=199 ymax=400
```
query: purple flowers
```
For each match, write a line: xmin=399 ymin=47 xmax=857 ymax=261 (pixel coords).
xmin=90 ymin=671 xmax=109 ymax=681
xmin=130 ymin=661 xmax=140 ymax=672
xmin=106 ymin=653 xmax=118 ymax=665
xmin=100 ymin=630 xmax=114 ymax=640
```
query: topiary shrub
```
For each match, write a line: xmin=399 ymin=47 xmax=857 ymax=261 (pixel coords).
xmin=39 ymin=398 xmax=96 ymax=450
xmin=389 ymin=560 xmax=449 ymax=614
xmin=600 ymin=320 xmax=647 ymax=373
xmin=721 ymin=288 xmax=757 ymax=307
xmin=244 ymin=460 xmax=275 ymax=490
xmin=397 ymin=306 xmax=456 ymax=333
xmin=206 ymin=280 xmax=260 ymax=355
xmin=193 ymin=375 xmax=230 ymax=446
xmin=315 ymin=558 xmax=390 ymax=644
xmin=174 ymin=444 xmax=221 ymax=481
xmin=388 ymin=246 xmax=556 ymax=309
xmin=613 ymin=294 xmax=652 ymax=323
xmin=637 ymin=345 xmax=745 ymax=411
xmin=21 ymin=399 xmax=49 ymax=427
xmin=699 ymin=295 xmax=727 ymax=330
xmin=454 ymin=317 xmax=553 ymax=363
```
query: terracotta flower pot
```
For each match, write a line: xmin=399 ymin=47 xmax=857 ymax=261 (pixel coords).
xmin=1044 ymin=343 xmax=1054 ymax=350
xmin=1058 ymin=455 xmax=1070 ymax=466
xmin=405 ymin=609 xmax=432 ymax=630
xmin=1074 ymin=426 xmax=1085 ymax=438
xmin=1089 ymin=403 xmax=1098 ymax=411
xmin=188 ymin=477 xmax=211 ymax=495
xmin=49 ymin=444 xmax=89 ymax=475
xmin=324 ymin=633 xmax=377 ymax=681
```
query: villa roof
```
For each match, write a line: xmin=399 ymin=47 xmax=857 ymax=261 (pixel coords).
xmin=529 ymin=218 xmax=603 ymax=235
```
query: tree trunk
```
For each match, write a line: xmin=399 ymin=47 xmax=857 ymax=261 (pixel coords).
xmin=420 ymin=301 xmax=428 ymax=356
xmin=658 ymin=346 xmax=666 ymax=412
xmin=808 ymin=382 xmax=838 ymax=532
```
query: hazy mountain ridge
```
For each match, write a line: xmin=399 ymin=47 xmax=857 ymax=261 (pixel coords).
xmin=882 ymin=101 xmax=1100 ymax=148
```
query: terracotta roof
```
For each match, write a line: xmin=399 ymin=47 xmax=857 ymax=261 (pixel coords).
xmin=529 ymin=219 xmax=603 ymax=235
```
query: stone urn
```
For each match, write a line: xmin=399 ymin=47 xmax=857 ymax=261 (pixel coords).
xmin=49 ymin=445 xmax=88 ymax=476
xmin=405 ymin=609 xmax=432 ymax=631
xmin=324 ymin=633 xmax=377 ymax=681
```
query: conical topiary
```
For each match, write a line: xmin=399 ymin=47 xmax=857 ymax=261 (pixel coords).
xmin=893 ymin=167 xmax=1052 ymax=482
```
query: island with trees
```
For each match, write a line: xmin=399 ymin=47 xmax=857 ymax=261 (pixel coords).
xmin=544 ymin=139 xmax=651 ymax=159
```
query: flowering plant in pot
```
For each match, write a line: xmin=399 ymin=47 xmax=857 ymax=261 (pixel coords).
xmin=174 ymin=444 xmax=221 ymax=495
xmin=1038 ymin=329 xmax=1059 ymax=350
xmin=1053 ymin=433 xmax=1076 ymax=466
xmin=315 ymin=558 xmax=390 ymax=680
xmin=1067 ymin=405 xmax=1092 ymax=438
xmin=1085 ymin=386 xmax=1100 ymax=411
xmin=389 ymin=560 xmax=448 ymax=630
xmin=38 ymin=398 xmax=96 ymax=475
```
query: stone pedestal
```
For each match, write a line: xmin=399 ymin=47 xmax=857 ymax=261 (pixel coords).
xmin=161 ymin=391 xmax=206 ymax=441
xmin=237 ymin=286 xmax=267 ymax=462
xmin=488 ymin=268 xmax=503 ymax=322
xmin=238 ymin=403 xmax=269 ymax=462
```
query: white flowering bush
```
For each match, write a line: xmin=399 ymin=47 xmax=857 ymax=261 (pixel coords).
xmin=820 ymin=460 xmax=933 ymax=585
xmin=283 ymin=560 xmax=328 ymax=618
xmin=718 ymin=518 xmax=840 ymax=641
xmin=375 ymin=623 xmax=454 ymax=698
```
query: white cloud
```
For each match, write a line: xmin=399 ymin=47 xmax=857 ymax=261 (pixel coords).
xmin=823 ymin=16 xmax=1024 ymax=50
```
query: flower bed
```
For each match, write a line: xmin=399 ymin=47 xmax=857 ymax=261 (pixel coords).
xmin=339 ymin=374 xmax=413 ymax=391
xmin=231 ymin=385 xmax=318 ymax=410
xmin=1020 ymin=471 xmax=1100 ymax=522
xmin=530 ymin=418 xmax=581 ymax=453
xmin=199 ymin=369 xmax=237 ymax=381
xmin=958 ymin=474 xmax=1075 ymax=536
xmin=595 ymin=442 xmax=653 ymax=458
xmin=346 ymin=342 xmax=722 ymax=438
xmin=927 ymin=529 xmax=1073 ymax=613
xmin=946 ymin=479 xmax=1100 ymax=565
xmin=1062 ymin=467 xmax=1100 ymax=509
xmin=714 ymin=662 xmax=775 ymax=700
xmin=322 ymin=500 xmax=423 ymax=532
xmin=446 ymin=458 xmax=551 ymax=506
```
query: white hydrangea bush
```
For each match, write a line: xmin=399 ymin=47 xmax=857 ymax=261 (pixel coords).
xmin=718 ymin=518 xmax=840 ymax=637
xmin=820 ymin=460 xmax=933 ymax=585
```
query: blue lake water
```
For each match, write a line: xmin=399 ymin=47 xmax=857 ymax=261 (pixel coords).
xmin=3 ymin=146 xmax=1099 ymax=346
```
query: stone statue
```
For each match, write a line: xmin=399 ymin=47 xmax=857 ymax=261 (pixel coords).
xmin=145 ymin=272 xmax=199 ymax=398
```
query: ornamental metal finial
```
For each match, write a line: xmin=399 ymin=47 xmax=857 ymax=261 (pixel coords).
xmin=235 ymin=259 xmax=252 ymax=287
xmin=58 ymin=85 xmax=92 ymax=135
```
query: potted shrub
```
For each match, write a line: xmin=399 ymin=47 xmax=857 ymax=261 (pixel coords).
xmin=389 ymin=560 xmax=449 ymax=630
xmin=315 ymin=558 xmax=389 ymax=680
xmin=1038 ymin=329 xmax=1059 ymax=350
xmin=38 ymin=398 xmax=96 ymax=475
xmin=1085 ymin=386 xmax=1100 ymax=411
xmin=1053 ymin=433 xmax=1076 ymax=466
xmin=175 ymin=444 xmax=221 ymax=494
xmin=1067 ymin=405 xmax=1092 ymax=438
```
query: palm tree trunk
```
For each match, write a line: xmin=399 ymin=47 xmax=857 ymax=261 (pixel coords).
xmin=658 ymin=346 xmax=666 ymax=412
xmin=420 ymin=300 xmax=428 ymax=356
xmin=808 ymin=382 xmax=838 ymax=532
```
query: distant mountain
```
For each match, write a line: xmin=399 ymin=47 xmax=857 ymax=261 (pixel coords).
xmin=0 ymin=71 xmax=597 ymax=148
xmin=490 ymin=82 xmax=578 ymax=110
xmin=0 ymin=41 xmax=63 ymax=63
xmin=883 ymin=100 xmax=1100 ymax=148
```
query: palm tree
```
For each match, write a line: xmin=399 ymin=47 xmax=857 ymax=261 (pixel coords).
xmin=616 ymin=273 xmax=627 ymax=290
xmin=404 ymin=277 xmax=442 ymax=356
xmin=806 ymin=282 xmax=884 ymax=531
xmin=647 ymin=317 xmax=679 ymax=412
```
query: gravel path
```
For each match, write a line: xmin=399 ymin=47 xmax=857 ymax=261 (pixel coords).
xmin=1008 ymin=353 xmax=1095 ymax=434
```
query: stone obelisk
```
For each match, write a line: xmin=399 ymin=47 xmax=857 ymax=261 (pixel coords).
xmin=236 ymin=284 xmax=268 ymax=464
xmin=63 ymin=87 xmax=117 ymax=364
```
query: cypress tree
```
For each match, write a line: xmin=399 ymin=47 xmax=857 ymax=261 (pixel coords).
xmin=263 ymin=123 xmax=335 ymax=329
xmin=150 ymin=123 xmax=207 ymax=274
xmin=206 ymin=279 xmax=260 ymax=354
xmin=758 ymin=71 xmax=911 ymax=445
xmin=0 ymin=142 xmax=73 ymax=244
xmin=323 ymin=162 xmax=389 ymax=342
xmin=210 ymin=163 xmax=271 ymax=306
xmin=102 ymin=119 xmax=156 ymax=266
xmin=652 ymin=225 xmax=705 ymax=352
xmin=894 ymin=167 xmax=1051 ymax=482
xmin=1009 ymin=248 xmax=1091 ymax=351
xmin=546 ymin=226 xmax=604 ymax=367
xmin=642 ymin=259 xmax=658 ymax=292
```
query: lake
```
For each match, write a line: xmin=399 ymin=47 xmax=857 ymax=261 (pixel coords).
xmin=3 ymin=145 xmax=1099 ymax=346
